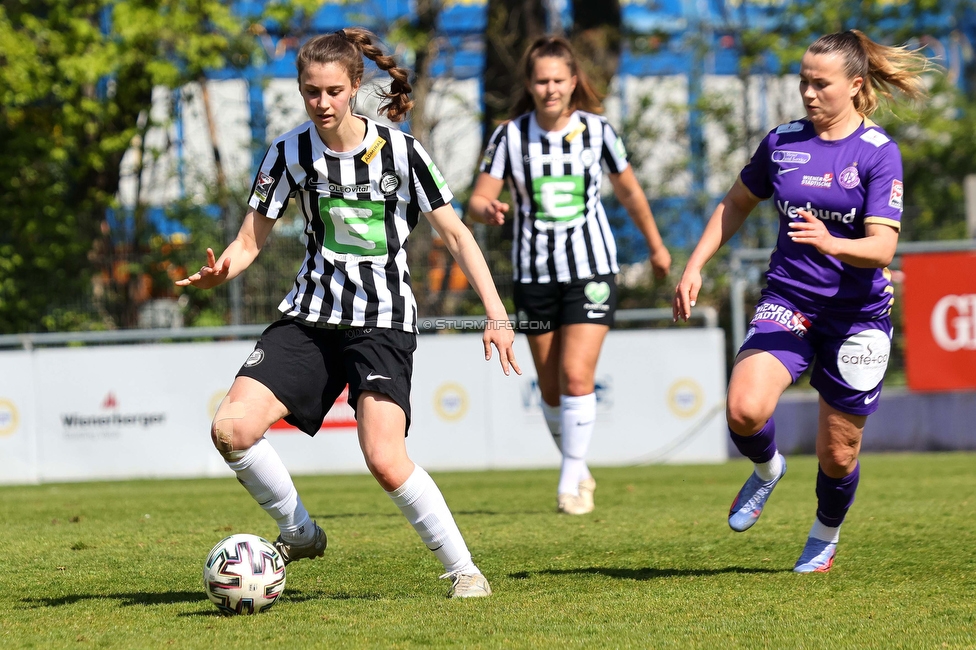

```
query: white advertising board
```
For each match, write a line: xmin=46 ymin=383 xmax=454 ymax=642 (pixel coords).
xmin=407 ymin=328 xmax=728 ymax=470
xmin=32 ymin=342 xmax=242 ymax=482
xmin=0 ymin=327 xmax=726 ymax=484
xmin=483 ymin=329 xmax=726 ymax=469
xmin=0 ymin=351 xmax=38 ymax=484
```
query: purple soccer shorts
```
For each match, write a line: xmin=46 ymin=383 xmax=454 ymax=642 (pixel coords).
xmin=739 ymin=298 xmax=892 ymax=416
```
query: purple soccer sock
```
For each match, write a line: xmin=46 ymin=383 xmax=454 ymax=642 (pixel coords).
xmin=815 ymin=463 xmax=860 ymax=527
xmin=729 ymin=418 xmax=777 ymax=464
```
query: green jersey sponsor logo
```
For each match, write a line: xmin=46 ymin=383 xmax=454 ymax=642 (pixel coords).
xmin=319 ymin=197 xmax=388 ymax=258
xmin=532 ymin=175 xmax=585 ymax=223
xmin=428 ymin=162 xmax=447 ymax=189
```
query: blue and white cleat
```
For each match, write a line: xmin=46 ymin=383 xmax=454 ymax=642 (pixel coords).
xmin=793 ymin=536 xmax=837 ymax=573
xmin=728 ymin=456 xmax=786 ymax=532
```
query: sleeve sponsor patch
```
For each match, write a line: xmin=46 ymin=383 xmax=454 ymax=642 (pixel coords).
xmin=481 ymin=143 xmax=496 ymax=168
xmin=428 ymin=162 xmax=447 ymax=189
xmin=775 ymin=121 xmax=804 ymax=134
xmin=612 ymin=137 xmax=627 ymax=160
xmin=253 ymin=172 xmax=274 ymax=202
xmin=888 ymin=179 xmax=904 ymax=210
xmin=860 ymin=129 xmax=891 ymax=147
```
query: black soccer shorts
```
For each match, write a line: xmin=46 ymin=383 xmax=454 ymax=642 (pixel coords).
xmin=237 ymin=319 xmax=415 ymax=435
xmin=513 ymin=273 xmax=617 ymax=334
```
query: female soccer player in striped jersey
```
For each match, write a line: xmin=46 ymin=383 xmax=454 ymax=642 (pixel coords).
xmin=469 ymin=36 xmax=671 ymax=514
xmin=674 ymin=30 xmax=929 ymax=572
xmin=177 ymin=28 xmax=520 ymax=598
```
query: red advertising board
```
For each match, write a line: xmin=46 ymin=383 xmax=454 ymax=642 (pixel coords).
xmin=902 ymin=251 xmax=976 ymax=391
xmin=269 ymin=385 xmax=358 ymax=432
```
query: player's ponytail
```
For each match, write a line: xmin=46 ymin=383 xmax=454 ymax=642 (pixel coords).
xmin=511 ymin=35 xmax=604 ymax=118
xmin=808 ymin=30 xmax=930 ymax=117
xmin=339 ymin=27 xmax=414 ymax=122
xmin=295 ymin=27 xmax=414 ymax=123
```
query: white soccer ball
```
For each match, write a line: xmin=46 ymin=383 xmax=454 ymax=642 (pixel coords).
xmin=203 ymin=533 xmax=286 ymax=615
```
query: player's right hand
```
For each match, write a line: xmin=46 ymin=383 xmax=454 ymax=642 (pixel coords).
xmin=483 ymin=319 xmax=521 ymax=377
xmin=483 ymin=199 xmax=509 ymax=226
xmin=673 ymin=268 xmax=702 ymax=322
xmin=175 ymin=248 xmax=231 ymax=290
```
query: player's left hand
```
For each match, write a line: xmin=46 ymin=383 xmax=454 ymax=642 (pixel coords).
xmin=788 ymin=209 xmax=837 ymax=256
xmin=483 ymin=319 xmax=521 ymax=377
xmin=649 ymin=245 xmax=672 ymax=280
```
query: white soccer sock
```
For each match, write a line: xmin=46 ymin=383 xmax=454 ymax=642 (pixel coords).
xmin=542 ymin=401 xmax=562 ymax=453
xmin=755 ymin=452 xmax=785 ymax=482
xmin=557 ymin=393 xmax=596 ymax=496
xmin=386 ymin=465 xmax=477 ymax=575
xmin=809 ymin=518 xmax=841 ymax=543
xmin=225 ymin=437 xmax=311 ymax=544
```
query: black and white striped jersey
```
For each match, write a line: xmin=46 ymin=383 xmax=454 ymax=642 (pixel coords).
xmin=480 ymin=110 xmax=627 ymax=284
xmin=248 ymin=115 xmax=453 ymax=332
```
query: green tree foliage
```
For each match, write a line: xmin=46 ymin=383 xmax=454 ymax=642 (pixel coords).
xmin=0 ymin=0 xmax=263 ymax=332
xmin=880 ymin=77 xmax=976 ymax=241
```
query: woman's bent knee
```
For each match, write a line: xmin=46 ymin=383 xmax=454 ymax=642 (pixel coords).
xmin=211 ymin=399 xmax=265 ymax=458
xmin=726 ymin=399 xmax=772 ymax=435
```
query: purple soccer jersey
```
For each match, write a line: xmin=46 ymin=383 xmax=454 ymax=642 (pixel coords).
xmin=739 ymin=119 xmax=903 ymax=320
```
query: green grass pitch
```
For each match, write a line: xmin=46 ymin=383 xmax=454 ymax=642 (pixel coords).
xmin=2 ymin=453 xmax=975 ymax=648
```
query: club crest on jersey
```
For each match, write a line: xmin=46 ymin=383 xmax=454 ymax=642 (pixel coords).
xmin=379 ymin=172 xmax=400 ymax=195
xmin=801 ymin=172 xmax=833 ymax=189
xmin=253 ymin=172 xmax=274 ymax=202
xmin=888 ymin=179 xmax=904 ymax=210
xmin=579 ymin=149 xmax=596 ymax=167
xmin=361 ymin=136 xmax=387 ymax=164
xmin=838 ymin=165 xmax=860 ymax=189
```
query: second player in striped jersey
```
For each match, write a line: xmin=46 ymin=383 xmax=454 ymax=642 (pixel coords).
xmin=470 ymin=35 xmax=671 ymax=515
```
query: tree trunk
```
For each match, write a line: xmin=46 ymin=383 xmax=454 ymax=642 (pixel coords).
xmin=481 ymin=0 xmax=547 ymax=149
xmin=569 ymin=0 xmax=622 ymax=98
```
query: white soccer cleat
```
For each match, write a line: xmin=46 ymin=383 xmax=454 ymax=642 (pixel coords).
xmin=557 ymin=491 xmax=593 ymax=515
xmin=273 ymin=521 xmax=327 ymax=565
xmin=441 ymin=571 xmax=492 ymax=598
xmin=578 ymin=476 xmax=597 ymax=512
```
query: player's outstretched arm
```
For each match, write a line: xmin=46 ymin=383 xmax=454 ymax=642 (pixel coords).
xmin=175 ymin=210 xmax=275 ymax=290
xmin=608 ymin=166 xmax=671 ymax=279
xmin=674 ymin=180 xmax=759 ymax=321
xmin=467 ymin=173 xmax=509 ymax=226
xmin=424 ymin=204 xmax=521 ymax=377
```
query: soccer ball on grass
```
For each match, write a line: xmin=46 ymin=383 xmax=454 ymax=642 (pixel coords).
xmin=203 ymin=533 xmax=286 ymax=615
